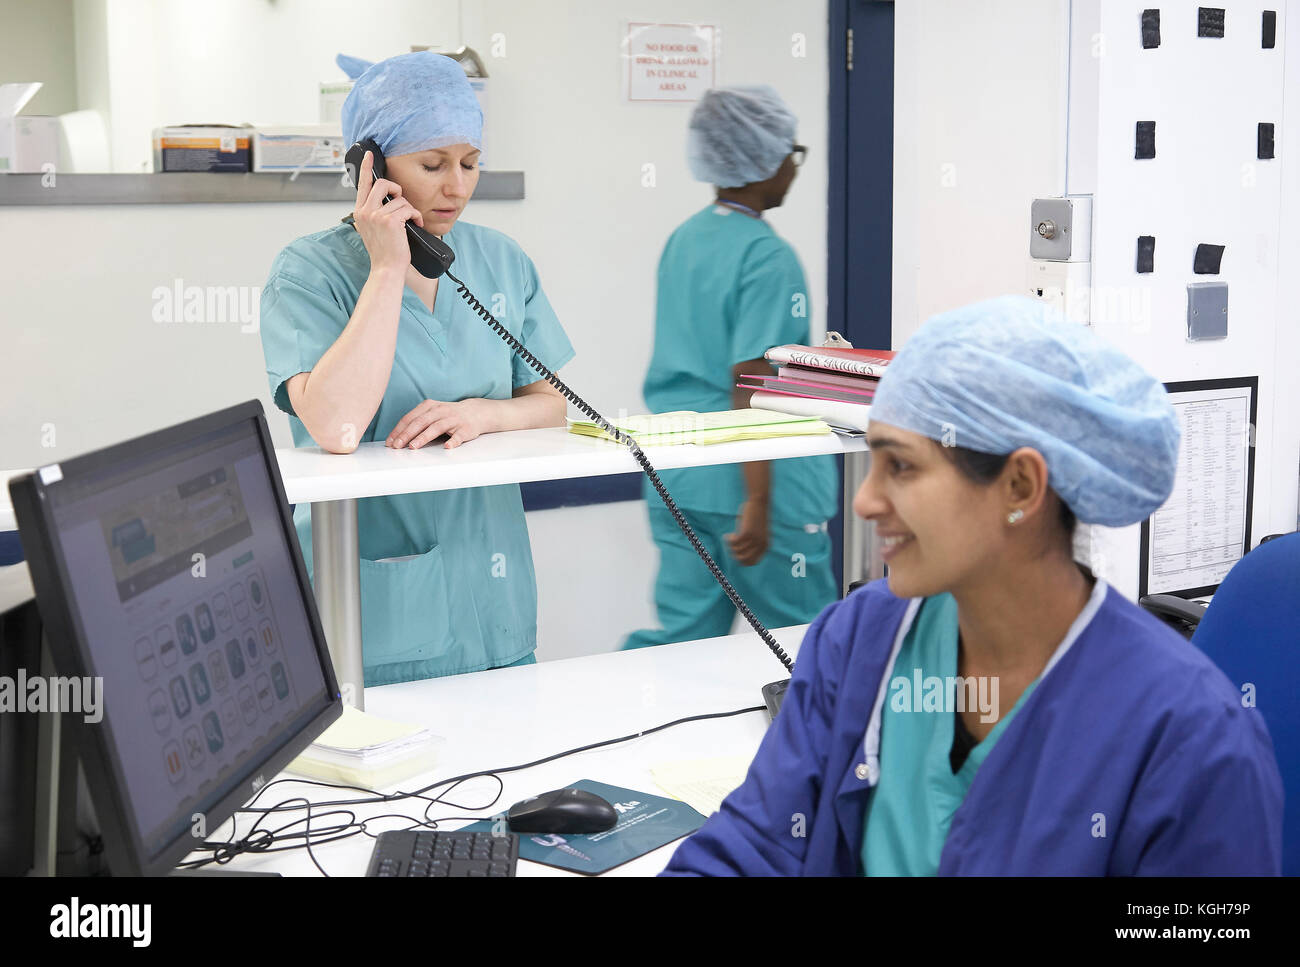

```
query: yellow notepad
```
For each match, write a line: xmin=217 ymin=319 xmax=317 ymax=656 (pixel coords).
xmin=568 ymin=408 xmax=831 ymax=446
xmin=650 ymin=755 xmax=752 ymax=816
xmin=287 ymin=705 xmax=444 ymax=789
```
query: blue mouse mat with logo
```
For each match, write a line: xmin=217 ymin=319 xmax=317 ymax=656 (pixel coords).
xmin=457 ymin=779 xmax=707 ymax=875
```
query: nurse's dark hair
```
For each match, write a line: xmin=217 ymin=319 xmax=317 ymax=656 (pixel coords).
xmin=939 ymin=444 xmax=1077 ymax=536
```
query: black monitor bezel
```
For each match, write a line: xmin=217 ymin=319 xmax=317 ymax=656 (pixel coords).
xmin=8 ymin=399 xmax=341 ymax=876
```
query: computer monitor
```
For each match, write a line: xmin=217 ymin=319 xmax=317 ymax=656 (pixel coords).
xmin=7 ymin=400 xmax=341 ymax=876
xmin=0 ymin=563 xmax=41 ymax=875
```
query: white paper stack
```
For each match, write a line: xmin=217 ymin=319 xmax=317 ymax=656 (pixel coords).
xmin=650 ymin=755 xmax=751 ymax=816
xmin=750 ymin=391 xmax=871 ymax=432
xmin=288 ymin=705 xmax=445 ymax=789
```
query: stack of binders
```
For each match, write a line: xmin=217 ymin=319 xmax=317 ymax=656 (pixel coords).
xmin=739 ymin=344 xmax=895 ymax=432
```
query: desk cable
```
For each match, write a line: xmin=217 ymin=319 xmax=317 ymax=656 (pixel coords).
xmin=177 ymin=702 xmax=765 ymax=876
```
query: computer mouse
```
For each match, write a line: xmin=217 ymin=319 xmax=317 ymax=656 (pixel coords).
xmin=506 ymin=787 xmax=619 ymax=834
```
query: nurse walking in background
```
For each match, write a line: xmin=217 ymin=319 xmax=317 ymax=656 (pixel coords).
xmin=259 ymin=52 xmax=575 ymax=685
xmin=625 ymin=86 xmax=839 ymax=650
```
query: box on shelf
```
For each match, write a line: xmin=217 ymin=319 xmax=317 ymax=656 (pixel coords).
xmin=251 ymin=125 xmax=345 ymax=173
xmin=152 ymin=124 xmax=253 ymax=172
xmin=0 ymin=82 xmax=59 ymax=173
xmin=412 ymin=46 xmax=492 ymax=167
xmin=319 ymin=81 xmax=354 ymax=125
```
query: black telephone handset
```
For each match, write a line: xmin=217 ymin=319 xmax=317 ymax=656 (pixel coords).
xmin=344 ymin=138 xmax=455 ymax=280
xmin=340 ymin=138 xmax=796 ymax=709
xmin=1138 ymin=593 xmax=1207 ymax=639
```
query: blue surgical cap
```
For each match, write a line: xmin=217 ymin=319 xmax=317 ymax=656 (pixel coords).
xmin=869 ymin=296 xmax=1180 ymax=527
xmin=339 ymin=51 xmax=482 ymax=158
xmin=687 ymin=86 xmax=797 ymax=188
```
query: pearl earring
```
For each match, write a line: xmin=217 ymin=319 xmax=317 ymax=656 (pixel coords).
xmin=1007 ymin=509 xmax=1025 ymax=524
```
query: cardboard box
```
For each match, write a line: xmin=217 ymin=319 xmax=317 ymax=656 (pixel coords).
xmin=0 ymin=83 xmax=60 ymax=173
xmin=152 ymin=124 xmax=253 ymax=172
xmin=251 ymin=125 xmax=345 ymax=173
xmin=319 ymin=81 xmax=354 ymax=126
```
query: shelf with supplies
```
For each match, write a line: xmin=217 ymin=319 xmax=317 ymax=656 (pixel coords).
xmin=0 ymin=170 xmax=525 ymax=205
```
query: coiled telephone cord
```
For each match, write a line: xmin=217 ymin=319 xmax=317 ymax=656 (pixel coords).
xmin=445 ymin=269 xmax=793 ymax=673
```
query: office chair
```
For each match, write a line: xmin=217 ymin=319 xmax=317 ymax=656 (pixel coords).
xmin=1139 ymin=532 xmax=1294 ymax=639
xmin=1186 ymin=532 xmax=1300 ymax=875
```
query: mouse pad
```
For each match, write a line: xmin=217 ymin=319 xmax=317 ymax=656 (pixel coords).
xmin=457 ymin=779 xmax=707 ymax=875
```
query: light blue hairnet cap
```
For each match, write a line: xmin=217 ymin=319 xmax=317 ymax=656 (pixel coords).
xmin=339 ymin=51 xmax=482 ymax=157
xmin=687 ymin=86 xmax=797 ymax=188
xmin=335 ymin=53 xmax=373 ymax=80
xmin=869 ymin=296 xmax=1180 ymax=527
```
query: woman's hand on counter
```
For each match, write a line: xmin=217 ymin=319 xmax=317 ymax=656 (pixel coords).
xmin=387 ymin=398 xmax=498 ymax=450
xmin=387 ymin=380 xmax=567 ymax=450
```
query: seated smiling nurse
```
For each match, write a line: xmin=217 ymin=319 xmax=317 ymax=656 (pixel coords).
xmin=258 ymin=52 xmax=575 ymax=686
xmin=662 ymin=296 xmax=1284 ymax=876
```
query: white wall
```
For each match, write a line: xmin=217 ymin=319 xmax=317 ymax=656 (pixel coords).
xmin=74 ymin=0 xmax=112 ymax=143
xmin=528 ymin=500 xmax=657 ymax=662
xmin=1073 ymin=0 xmax=1300 ymax=597
xmin=0 ymin=0 xmax=831 ymax=661
xmin=457 ymin=0 xmax=831 ymax=415
xmin=1282 ymin=6 xmax=1300 ymax=530
xmin=891 ymin=0 xmax=1299 ymax=600
xmin=0 ymin=0 xmax=79 ymax=117
xmin=98 ymin=0 xmax=460 ymax=172
xmin=892 ymin=0 xmax=1070 ymax=347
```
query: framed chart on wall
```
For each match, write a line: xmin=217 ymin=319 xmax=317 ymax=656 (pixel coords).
xmin=1139 ymin=377 xmax=1258 ymax=599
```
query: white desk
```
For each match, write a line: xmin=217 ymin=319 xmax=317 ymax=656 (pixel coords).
xmin=3 ymin=424 xmax=873 ymax=710
xmin=273 ymin=424 xmax=866 ymax=503
xmin=0 ymin=424 xmax=865 ymax=526
xmin=195 ymin=622 xmax=808 ymax=877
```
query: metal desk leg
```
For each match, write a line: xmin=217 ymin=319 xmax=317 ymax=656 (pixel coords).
xmin=311 ymin=499 xmax=365 ymax=710
xmin=842 ymin=449 xmax=884 ymax=592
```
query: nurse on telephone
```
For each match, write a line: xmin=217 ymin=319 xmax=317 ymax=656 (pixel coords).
xmin=258 ymin=51 xmax=575 ymax=684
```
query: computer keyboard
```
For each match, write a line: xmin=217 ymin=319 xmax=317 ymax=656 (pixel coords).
xmin=365 ymin=829 xmax=519 ymax=877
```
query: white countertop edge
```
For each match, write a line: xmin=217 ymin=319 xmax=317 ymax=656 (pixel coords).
xmin=2 ymin=426 xmax=867 ymax=528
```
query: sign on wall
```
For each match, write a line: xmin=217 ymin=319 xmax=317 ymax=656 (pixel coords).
xmin=624 ymin=23 xmax=717 ymax=102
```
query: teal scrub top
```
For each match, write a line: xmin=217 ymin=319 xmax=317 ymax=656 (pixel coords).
xmin=860 ymin=594 xmax=1039 ymax=875
xmin=642 ymin=205 xmax=838 ymax=526
xmin=259 ymin=220 xmax=575 ymax=685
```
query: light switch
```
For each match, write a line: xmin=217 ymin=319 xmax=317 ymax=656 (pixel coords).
xmin=1187 ymin=282 xmax=1228 ymax=341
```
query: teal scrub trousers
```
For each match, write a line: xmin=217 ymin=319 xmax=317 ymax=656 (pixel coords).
xmin=624 ymin=502 xmax=837 ymax=648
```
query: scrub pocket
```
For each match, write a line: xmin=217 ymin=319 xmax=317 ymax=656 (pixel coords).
xmin=358 ymin=543 xmax=453 ymax=666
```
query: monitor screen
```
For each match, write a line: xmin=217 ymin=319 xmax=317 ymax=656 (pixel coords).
xmin=18 ymin=404 xmax=338 ymax=872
